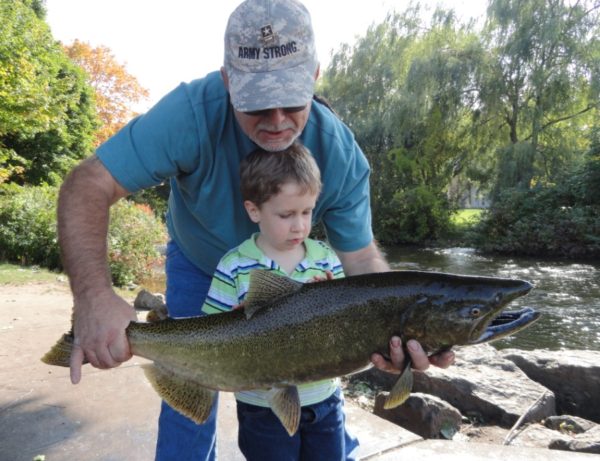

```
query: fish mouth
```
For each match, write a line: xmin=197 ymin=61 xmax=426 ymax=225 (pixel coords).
xmin=470 ymin=307 xmax=541 ymax=344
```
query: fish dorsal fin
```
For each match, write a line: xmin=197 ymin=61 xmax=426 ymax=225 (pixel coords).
xmin=383 ymin=357 xmax=413 ymax=409
xmin=266 ymin=385 xmax=301 ymax=436
xmin=244 ymin=270 xmax=303 ymax=319
xmin=142 ymin=363 xmax=216 ymax=424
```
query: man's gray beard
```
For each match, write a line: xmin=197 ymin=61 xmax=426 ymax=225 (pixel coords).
xmin=254 ymin=132 xmax=300 ymax=152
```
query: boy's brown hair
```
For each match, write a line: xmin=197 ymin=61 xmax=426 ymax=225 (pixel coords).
xmin=240 ymin=142 xmax=322 ymax=207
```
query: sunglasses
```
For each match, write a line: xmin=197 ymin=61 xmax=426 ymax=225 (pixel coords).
xmin=242 ymin=104 xmax=308 ymax=117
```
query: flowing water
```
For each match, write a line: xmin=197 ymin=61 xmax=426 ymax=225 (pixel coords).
xmin=384 ymin=246 xmax=600 ymax=351
xmin=142 ymin=246 xmax=599 ymax=351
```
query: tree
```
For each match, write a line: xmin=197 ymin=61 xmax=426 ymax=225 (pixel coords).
xmin=65 ymin=40 xmax=149 ymax=145
xmin=0 ymin=0 xmax=98 ymax=185
xmin=480 ymin=0 xmax=600 ymax=195
xmin=319 ymin=5 xmax=483 ymax=243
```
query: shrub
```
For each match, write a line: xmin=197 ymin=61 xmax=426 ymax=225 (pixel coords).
xmin=0 ymin=183 xmax=61 ymax=268
xmin=0 ymin=184 xmax=167 ymax=286
xmin=108 ymin=201 xmax=167 ymax=286
xmin=475 ymin=177 xmax=600 ymax=259
xmin=375 ymin=186 xmax=452 ymax=244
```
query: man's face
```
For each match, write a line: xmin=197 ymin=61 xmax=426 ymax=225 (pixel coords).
xmin=233 ymin=103 xmax=312 ymax=152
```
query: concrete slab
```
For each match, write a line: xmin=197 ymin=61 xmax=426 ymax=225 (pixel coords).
xmin=371 ymin=439 xmax=600 ymax=460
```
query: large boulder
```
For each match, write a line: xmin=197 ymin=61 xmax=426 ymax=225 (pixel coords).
xmin=501 ymin=349 xmax=600 ymax=423
xmin=373 ymin=392 xmax=462 ymax=439
xmin=411 ymin=344 xmax=556 ymax=427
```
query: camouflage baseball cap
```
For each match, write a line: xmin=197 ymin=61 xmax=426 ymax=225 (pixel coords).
xmin=223 ymin=0 xmax=318 ymax=112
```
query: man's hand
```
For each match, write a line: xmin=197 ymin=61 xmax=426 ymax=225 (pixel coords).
xmin=370 ymin=336 xmax=455 ymax=374
xmin=70 ymin=291 xmax=137 ymax=384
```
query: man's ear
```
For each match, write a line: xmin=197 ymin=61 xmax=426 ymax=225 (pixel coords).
xmin=314 ymin=64 xmax=320 ymax=81
xmin=244 ymin=200 xmax=260 ymax=223
xmin=220 ymin=67 xmax=230 ymax=90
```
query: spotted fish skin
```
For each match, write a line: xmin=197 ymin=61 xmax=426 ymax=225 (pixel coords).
xmin=42 ymin=270 xmax=538 ymax=435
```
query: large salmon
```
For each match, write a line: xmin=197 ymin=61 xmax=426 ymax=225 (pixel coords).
xmin=42 ymin=270 xmax=539 ymax=435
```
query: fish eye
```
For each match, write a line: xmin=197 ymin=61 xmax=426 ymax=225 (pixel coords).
xmin=471 ymin=307 xmax=481 ymax=317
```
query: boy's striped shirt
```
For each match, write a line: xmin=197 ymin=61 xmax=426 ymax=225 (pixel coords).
xmin=202 ymin=233 xmax=344 ymax=407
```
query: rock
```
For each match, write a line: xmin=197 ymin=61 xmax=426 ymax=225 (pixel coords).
xmin=501 ymin=349 xmax=600 ymax=423
xmin=509 ymin=423 xmax=572 ymax=449
xmin=373 ymin=392 xmax=462 ymax=439
xmin=544 ymin=415 xmax=596 ymax=434
xmin=411 ymin=344 xmax=556 ymax=427
xmin=549 ymin=425 xmax=600 ymax=454
xmin=133 ymin=289 xmax=166 ymax=311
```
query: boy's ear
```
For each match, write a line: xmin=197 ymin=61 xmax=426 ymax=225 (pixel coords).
xmin=244 ymin=200 xmax=260 ymax=223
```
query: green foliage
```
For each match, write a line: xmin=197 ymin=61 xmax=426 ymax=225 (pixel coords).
xmin=375 ymin=185 xmax=451 ymax=244
xmin=130 ymin=183 xmax=171 ymax=222
xmin=0 ymin=184 xmax=167 ymax=286
xmin=0 ymin=0 xmax=98 ymax=185
xmin=108 ymin=201 xmax=167 ymax=287
xmin=319 ymin=6 xmax=481 ymax=243
xmin=318 ymin=0 xmax=599 ymax=249
xmin=481 ymin=0 xmax=599 ymax=192
xmin=0 ymin=184 xmax=60 ymax=268
xmin=475 ymin=156 xmax=600 ymax=258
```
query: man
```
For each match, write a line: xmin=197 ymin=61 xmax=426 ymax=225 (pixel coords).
xmin=57 ymin=0 xmax=454 ymax=459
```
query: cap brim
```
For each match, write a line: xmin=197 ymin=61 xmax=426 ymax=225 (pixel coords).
xmin=227 ymin=62 xmax=316 ymax=112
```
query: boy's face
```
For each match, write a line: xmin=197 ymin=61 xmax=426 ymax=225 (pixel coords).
xmin=244 ymin=182 xmax=317 ymax=253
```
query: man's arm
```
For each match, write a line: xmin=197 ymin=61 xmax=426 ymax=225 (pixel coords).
xmin=336 ymin=241 xmax=455 ymax=373
xmin=58 ymin=155 xmax=137 ymax=384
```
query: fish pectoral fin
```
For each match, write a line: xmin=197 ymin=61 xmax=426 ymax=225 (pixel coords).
xmin=142 ymin=364 xmax=215 ymax=424
xmin=383 ymin=358 xmax=413 ymax=409
xmin=266 ymin=385 xmax=301 ymax=436
xmin=244 ymin=270 xmax=303 ymax=319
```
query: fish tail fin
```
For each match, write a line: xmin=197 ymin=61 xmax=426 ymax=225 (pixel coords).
xmin=40 ymin=332 xmax=76 ymax=367
xmin=142 ymin=363 xmax=216 ymax=424
xmin=383 ymin=358 xmax=413 ymax=409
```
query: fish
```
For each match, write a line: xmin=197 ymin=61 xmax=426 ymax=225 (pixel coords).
xmin=41 ymin=269 xmax=539 ymax=436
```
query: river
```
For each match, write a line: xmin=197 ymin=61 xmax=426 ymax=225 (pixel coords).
xmin=384 ymin=246 xmax=600 ymax=351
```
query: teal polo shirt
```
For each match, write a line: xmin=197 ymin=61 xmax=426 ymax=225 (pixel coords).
xmin=96 ymin=71 xmax=373 ymax=275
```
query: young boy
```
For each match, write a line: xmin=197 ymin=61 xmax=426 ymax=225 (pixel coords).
xmin=201 ymin=142 xmax=359 ymax=460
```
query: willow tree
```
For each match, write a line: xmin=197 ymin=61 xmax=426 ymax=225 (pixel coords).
xmin=480 ymin=0 xmax=600 ymax=195
xmin=319 ymin=5 xmax=483 ymax=243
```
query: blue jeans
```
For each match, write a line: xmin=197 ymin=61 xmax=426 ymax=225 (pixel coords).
xmin=155 ymin=240 xmax=218 ymax=461
xmin=237 ymin=388 xmax=359 ymax=461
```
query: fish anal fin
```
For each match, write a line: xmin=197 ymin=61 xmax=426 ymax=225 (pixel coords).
xmin=383 ymin=358 xmax=413 ymax=409
xmin=267 ymin=385 xmax=301 ymax=436
xmin=142 ymin=364 xmax=215 ymax=424
xmin=244 ymin=270 xmax=303 ymax=319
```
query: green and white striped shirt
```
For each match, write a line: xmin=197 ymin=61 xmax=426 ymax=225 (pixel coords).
xmin=202 ymin=233 xmax=344 ymax=407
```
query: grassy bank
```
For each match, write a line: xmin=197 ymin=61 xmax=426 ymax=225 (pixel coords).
xmin=440 ymin=208 xmax=484 ymax=245
xmin=0 ymin=263 xmax=141 ymax=299
xmin=0 ymin=263 xmax=61 ymax=285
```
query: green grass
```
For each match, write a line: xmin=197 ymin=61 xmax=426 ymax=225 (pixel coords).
xmin=450 ymin=208 xmax=484 ymax=229
xmin=0 ymin=262 xmax=141 ymax=298
xmin=0 ymin=263 xmax=61 ymax=285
